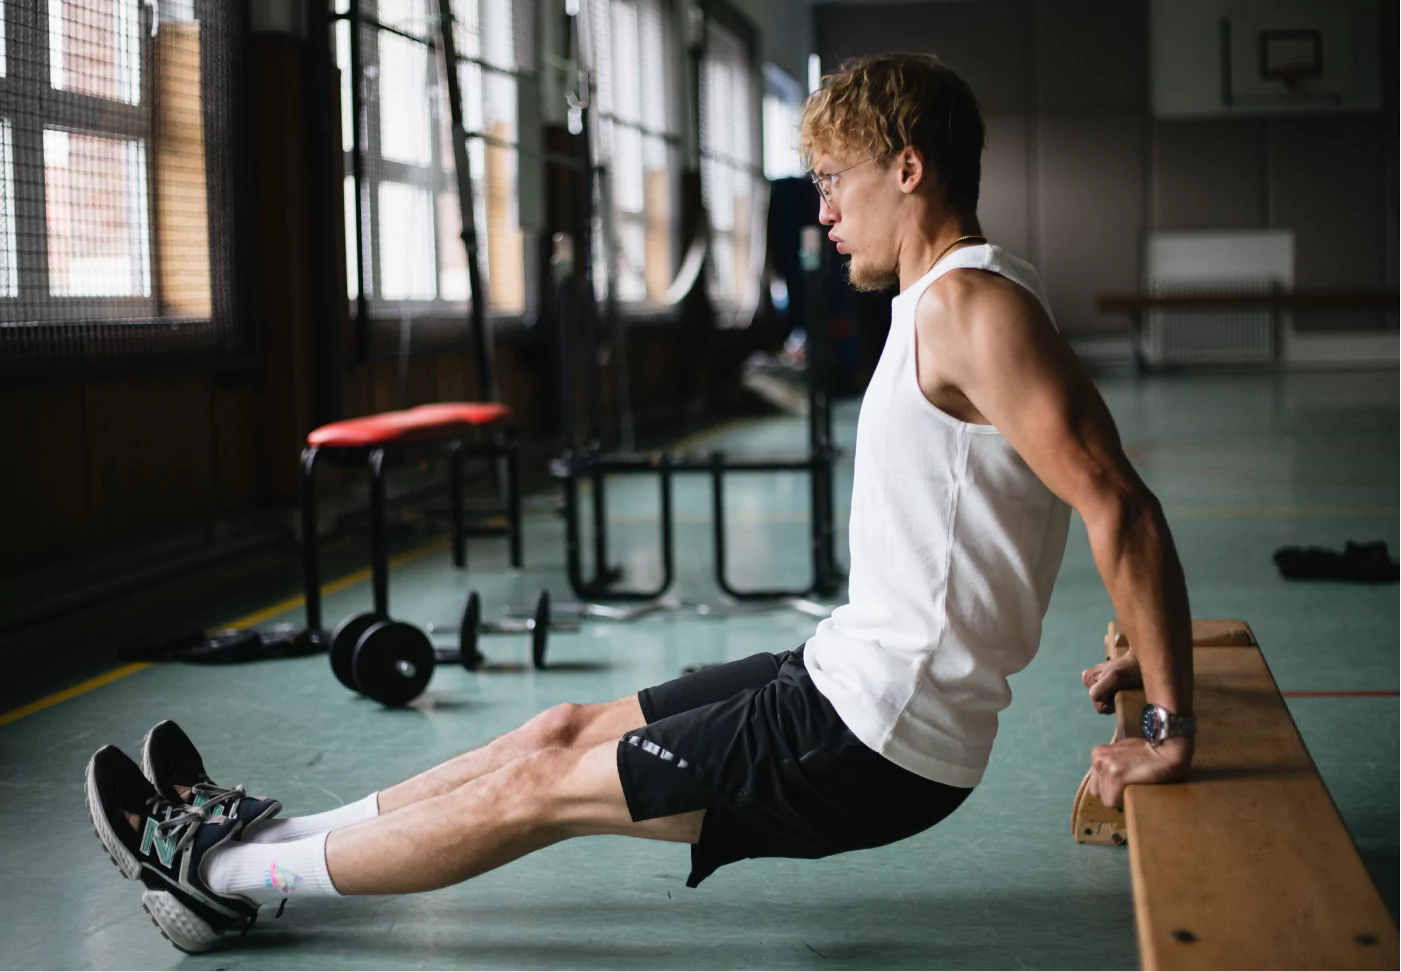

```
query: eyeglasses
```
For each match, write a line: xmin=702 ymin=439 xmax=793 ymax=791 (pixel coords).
xmin=808 ymin=155 xmax=880 ymax=205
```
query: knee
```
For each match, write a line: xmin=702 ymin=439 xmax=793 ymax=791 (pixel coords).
xmin=521 ymin=702 xmax=587 ymax=750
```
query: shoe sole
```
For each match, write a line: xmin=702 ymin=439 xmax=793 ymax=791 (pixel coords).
xmin=142 ymin=889 xmax=222 ymax=954
xmin=83 ymin=751 xmax=141 ymax=882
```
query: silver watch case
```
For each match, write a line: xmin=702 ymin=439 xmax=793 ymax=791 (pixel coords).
xmin=1140 ymin=703 xmax=1196 ymax=748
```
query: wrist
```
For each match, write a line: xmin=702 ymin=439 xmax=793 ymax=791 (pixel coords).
xmin=1151 ymin=734 xmax=1194 ymax=769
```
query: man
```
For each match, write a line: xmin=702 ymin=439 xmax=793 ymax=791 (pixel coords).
xmin=84 ymin=53 xmax=1194 ymax=954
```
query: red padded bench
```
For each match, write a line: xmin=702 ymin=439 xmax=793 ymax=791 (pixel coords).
xmin=300 ymin=402 xmax=521 ymax=634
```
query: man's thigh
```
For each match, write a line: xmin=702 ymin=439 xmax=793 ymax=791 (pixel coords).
xmin=638 ymin=650 xmax=792 ymax=722
xmin=555 ymin=739 xmax=705 ymax=844
xmin=571 ymin=649 xmax=790 ymax=752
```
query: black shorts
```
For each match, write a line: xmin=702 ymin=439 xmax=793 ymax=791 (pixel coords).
xmin=616 ymin=647 xmax=972 ymax=887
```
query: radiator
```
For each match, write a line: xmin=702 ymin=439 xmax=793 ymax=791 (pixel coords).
xmin=1140 ymin=278 xmax=1279 ymax=365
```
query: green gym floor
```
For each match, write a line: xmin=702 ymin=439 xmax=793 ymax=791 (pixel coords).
xmin=2 ymin=368 xmax=1397 ymax=970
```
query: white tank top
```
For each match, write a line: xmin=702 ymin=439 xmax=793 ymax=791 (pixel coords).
xmin=804 ymin=243 xmax=1071 ymax=788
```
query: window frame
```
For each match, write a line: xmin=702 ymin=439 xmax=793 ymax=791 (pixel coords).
xmin=588 ymin=0 xmax=682 ymax=309
xmin=0 ymin=0 xmax=251 ymax=376
xmin=338 ymin=0 xmax=539 ymax=357
xmin=698 ymin=0 xmax=763 ymax=313
xmin=0 ymin=0 xmax=159 ymax=321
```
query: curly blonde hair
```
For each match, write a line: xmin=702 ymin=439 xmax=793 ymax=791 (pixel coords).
xmin=799 ymin=53 xmax=985 ymax=213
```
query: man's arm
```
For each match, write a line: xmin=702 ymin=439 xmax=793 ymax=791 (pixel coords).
xmin=916 ymin=273 xmax=1194 ymax=808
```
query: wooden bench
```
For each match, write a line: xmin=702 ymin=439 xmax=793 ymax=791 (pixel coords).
xmin=1071 ymin=619 xmax=1398 ymax=969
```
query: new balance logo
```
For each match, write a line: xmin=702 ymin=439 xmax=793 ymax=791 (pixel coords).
xmin=139 ymin=818 xmax=177 ymax=868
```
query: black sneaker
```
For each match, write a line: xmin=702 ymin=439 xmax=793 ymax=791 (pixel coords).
xmin=84 ymin=745 xmax=263 ymax=953
xmin=141 ymin=720 xmax=282 ymax=838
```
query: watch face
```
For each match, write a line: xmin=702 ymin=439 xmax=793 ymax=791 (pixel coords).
xmin=1141 ymin=705 xmax=1163 ymax=742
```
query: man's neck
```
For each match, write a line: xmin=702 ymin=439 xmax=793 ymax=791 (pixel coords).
xmin=899 ymin=215 xmax=985 ymax=293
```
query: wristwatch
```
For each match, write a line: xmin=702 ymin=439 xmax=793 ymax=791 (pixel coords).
xmin=1141 ymin=704 xmax=1195 ymax=749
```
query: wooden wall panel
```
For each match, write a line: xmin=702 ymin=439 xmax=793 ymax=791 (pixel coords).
xmin=82 ymin=376 xmax=215 ymax=547
xmin=0 ymin=384 xmax=90 ymax=571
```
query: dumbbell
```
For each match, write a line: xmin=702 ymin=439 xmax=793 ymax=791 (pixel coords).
xmin=426 ymin=590 xmax=574 ymax=671
xmin=328 ymin=594 xmax=487 ymax=707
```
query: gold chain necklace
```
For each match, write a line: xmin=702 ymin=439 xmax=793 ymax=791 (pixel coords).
xmin=926 ymin=234 xmax=987 ymax=275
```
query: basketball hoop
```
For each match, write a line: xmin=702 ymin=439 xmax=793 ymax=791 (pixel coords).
xmin=1273 ymin=67 xmax=1310 ymax=97
xmin=1259 ymin=29 xmax=1322 ymax=98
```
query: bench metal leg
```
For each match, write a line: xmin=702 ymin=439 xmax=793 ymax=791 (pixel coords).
xmin=301 ymin=447 xmax=323 ymax=633
xmin=369 ymin=447 xmax=389 ymax=617
xmin=507 ymin=427 xmax=523 ymax=568
xmin=449 ymin=441 xmax=466 ymax=569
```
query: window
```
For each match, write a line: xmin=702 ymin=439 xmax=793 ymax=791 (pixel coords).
xmin=588 ymin=0 xmax=677 ymax=306
xmin=700 ymin=16 xmax=760 ymax=308
xmin=338 ymin=0 xmax=533 ymax=345
xmin=762 ymin=62 xmax=804 ymax=181
xmin=0 ymin=0 xmax=245 ymax=364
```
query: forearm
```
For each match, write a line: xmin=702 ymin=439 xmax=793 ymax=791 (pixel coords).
xmin=1084 ymin=496 xmax=1194 ymax=714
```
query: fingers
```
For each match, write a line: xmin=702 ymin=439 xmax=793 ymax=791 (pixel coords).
xmin=1089 ymin=743 xmax=1125 ymax=809
xmin=1085 ymin=665 xmax=1118 ymax=713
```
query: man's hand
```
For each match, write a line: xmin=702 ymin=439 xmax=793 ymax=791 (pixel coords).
xmin=1086 ymin=736 xmax=1192 ymax=809
xmin=1082 ymin=652 xmax=1143 ymax=714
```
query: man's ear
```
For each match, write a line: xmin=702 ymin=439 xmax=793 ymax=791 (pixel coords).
xmin=897 ymin=146 xmax=928 ymax=196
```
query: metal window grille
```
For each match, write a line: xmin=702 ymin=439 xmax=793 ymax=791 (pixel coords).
xmin=0 ymin=0 xmax=246 ymax=372
xmin=699 ymin=16 xmax=760 ymax=308
xmin=588 ymin=0 xmax=677 ymax=306
xmin=337 ymin=0 xmax=537 ymax=356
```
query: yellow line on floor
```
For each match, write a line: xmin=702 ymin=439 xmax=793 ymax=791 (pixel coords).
xmin=0 ymin=536 xmax=450 ymax=730
xmin=0 ymin=663 xmax=153 ymax=729
xmin=219 ymin=537 xmax=449 ymax=630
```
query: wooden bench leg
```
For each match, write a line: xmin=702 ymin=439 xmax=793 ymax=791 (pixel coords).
xmin=1071 ymin=726 xmax=1127 ymax=844
xmin=1070 ymin=619 xmax=1257 ymax=847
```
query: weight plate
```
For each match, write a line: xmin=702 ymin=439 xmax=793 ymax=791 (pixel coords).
xmin=181 ymin=628 xmax=263 ymax=664
xmin=460 ymin=591 xmax=485 ymax=671
xmin=261 ymin=623 xmax=322 ymax=658
xmin=330 ymin=612 xmax=382 ymax=693
xmin=352 ymin=621 xmax=435 ymax=707
xmin=531 ymin=590 xmax=550 ymax=669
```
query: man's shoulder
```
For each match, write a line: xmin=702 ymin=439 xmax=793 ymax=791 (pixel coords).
xmin=915 ymin=268 xmax=1046 ymax=345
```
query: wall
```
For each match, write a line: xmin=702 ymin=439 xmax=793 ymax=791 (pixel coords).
xmin=812 ymin=0 xmax=1397 ymax=338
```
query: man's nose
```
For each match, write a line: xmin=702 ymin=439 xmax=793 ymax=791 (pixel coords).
xmin=818 ymin=195 xmax=836 ymax=225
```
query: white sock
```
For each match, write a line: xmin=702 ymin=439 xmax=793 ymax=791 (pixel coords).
xmin=246 ymin=792 xmax=379 ymax=844
xmin=203 ymin=832 xmax=341 ymax=908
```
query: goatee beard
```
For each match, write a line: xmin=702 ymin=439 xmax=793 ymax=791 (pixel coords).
xmin=845 ymin=258 xmax=898 ymax=293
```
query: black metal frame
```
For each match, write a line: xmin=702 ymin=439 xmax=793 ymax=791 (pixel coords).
xmin=550 ymin=215 xmax=843 ymax=603
xmin=299 ymin=433 xmax=522 ymax=633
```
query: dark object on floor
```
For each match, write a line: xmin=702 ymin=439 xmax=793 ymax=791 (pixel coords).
xmin=330 ymin=590 xmax=577 ymax=706
xmin=119 ymin=624 xmax=324 ymax=663
xmin=1273 ymin=540 xmax=1399 ymax=583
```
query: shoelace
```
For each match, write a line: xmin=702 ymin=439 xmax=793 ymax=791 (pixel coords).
xmin=152 ymin=783 xmax=249 ymax=857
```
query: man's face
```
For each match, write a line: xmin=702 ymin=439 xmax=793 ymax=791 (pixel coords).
xmin=812 ymin=150 xmax=901 ymax=292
